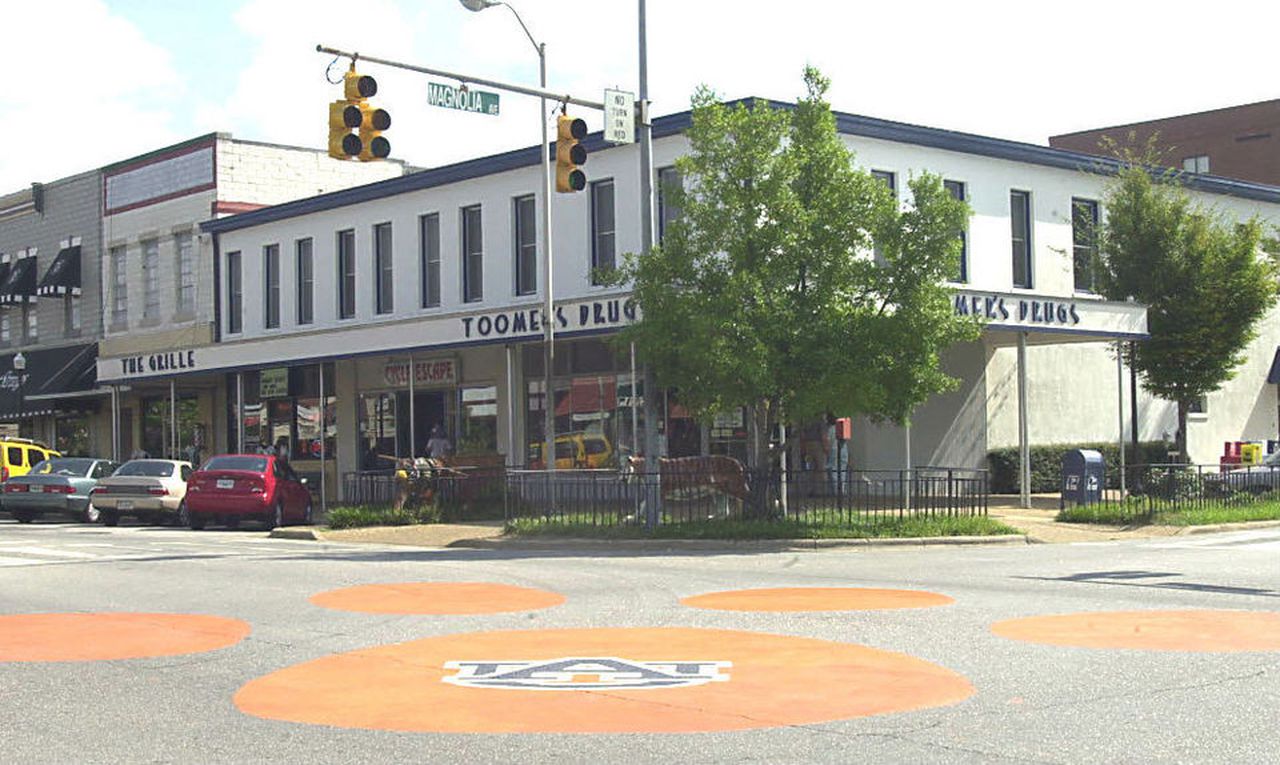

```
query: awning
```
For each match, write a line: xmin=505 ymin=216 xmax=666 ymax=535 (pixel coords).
xmin=0 ymin=257 xmax=37 ymax=305
xmin=1268 ymin=347 xmax=1280 ymax=384
xmin=0 ymin=344 xmax=99 ymax=420
xmin=555 ymin=377 xmax=618 ymax=417
xmin=37 ymin=245 xmax=81 ymax=297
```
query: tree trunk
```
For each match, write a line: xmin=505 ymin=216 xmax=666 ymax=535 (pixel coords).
xmin=1176 ymin=400 xmax=1189 ymax=464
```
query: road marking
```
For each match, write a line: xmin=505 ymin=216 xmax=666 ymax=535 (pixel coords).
xmin=1 ymin=546 xmax=99 ymax=558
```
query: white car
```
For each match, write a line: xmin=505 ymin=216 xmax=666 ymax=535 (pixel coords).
xmin=90 ymin=459 xmax=193 ymax=526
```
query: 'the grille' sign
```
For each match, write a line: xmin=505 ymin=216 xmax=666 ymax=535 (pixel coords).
xmin=383 ymin=358 xmax=456 ymax=388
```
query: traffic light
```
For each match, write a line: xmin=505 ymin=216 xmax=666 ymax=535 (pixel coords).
xmin=555 ymin=114 xmax=587 ymax=192
xmin=328 ymin=65 xmax=391 ymax=161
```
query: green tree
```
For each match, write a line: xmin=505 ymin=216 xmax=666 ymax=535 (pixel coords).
xmin=612 ymin=68 xmax=979 ymax=469
xmin=1095 ymin=164 xmax=1278 ymax=461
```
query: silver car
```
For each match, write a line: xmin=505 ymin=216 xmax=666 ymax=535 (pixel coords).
xmin=3 ymin=458 xmax=120 ymax=523
xmin=1208 ymin=450 xmax=1280 ymax=494
xmin=91 ymin=459 xmax=193 ymax=526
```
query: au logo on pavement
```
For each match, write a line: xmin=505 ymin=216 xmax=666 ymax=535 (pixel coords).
xmin=442 ymin=656 xmax=731 ymax=690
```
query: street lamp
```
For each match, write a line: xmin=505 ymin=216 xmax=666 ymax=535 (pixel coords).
xmin=459 ymin=0 xmax=557 ymax=472
xmin=13 ymin=351 xmax=26 ymax=437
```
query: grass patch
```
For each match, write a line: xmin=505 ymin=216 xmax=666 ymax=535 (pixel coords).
xmin=325 ymin=504 xmax=441 ymax=530
xmin=1057 ymin=498 xmax=1280 ymax=526
xmin=507 ymin=514 xmax=1019 ymax=540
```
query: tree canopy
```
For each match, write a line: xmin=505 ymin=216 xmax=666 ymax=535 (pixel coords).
xmin=1095 ymin=163 xmax=1278 ymax=459
xmin=611 ymin=68 xmax=978 ymax=464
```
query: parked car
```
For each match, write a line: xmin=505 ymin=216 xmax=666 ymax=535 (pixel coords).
xmin=1208 ymin=451 xmax=1280 ymax=494
xmin=90 ymin=459 xmax=193 ymax=526
xmin=0 ymin=437 xmax=61 ymax=482
xmin=3 ymin=458 xmax=119 ymax=523
xmin=184 ymin=454 xmax=313 ymax=530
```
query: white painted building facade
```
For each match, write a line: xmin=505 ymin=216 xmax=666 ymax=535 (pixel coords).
xmin=94 ymin=103 xmax=1280 ymax=497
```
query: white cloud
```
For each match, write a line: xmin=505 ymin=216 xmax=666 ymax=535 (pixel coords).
xmin=0 ymin=0 xmax=184 ymax=191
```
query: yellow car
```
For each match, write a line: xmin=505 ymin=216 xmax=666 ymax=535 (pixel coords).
xmin=527 ymin=432 xmax=614 ymax=469
xmin=0 ymin=438 xmax=60 ymax=482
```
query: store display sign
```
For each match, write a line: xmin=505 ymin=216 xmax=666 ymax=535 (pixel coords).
xmin=384 ymin=358 xmax=457 ymax=388
xmin=260 ymin=367 xmax=289 ymax=398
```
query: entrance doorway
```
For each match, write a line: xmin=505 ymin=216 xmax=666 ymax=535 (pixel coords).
xmin=396 ymin=390 xmax=448 ymax=457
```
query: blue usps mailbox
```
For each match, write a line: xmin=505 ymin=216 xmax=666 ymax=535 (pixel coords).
xmin=1061 ymin=449 xmax=1104 ymax=506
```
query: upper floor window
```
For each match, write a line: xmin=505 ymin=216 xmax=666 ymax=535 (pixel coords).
xmin=1182 ymin=155 xmax=1210 ymax=174
xmin=22 ymin=304 xmax=36 ymax=343
xmin=1010 ymin=190 xmax=1032 ymax=289
xmin=175 ymin=233 xmax=195 ymax=315
xmin=264 ymin=244 xmax=280 ymax=329
xmin=514 ymin=195 xmax=537 ymax=296
xmin=419 ymin=213 xmax=440 ymax=308
xmin=337 ymin=229 xmax=356 ymax=319
xmin=871 ymin=170 xmax=897 ymax=194
xmin=943 ymin=180 xmax=967 ymax=283
xmin=142 ymin=238 xmax=160 ymax=320
xmin=110 ymin=246 xmax=127 ymax=325
xmin=1072 ymin=198 xmax=1100 ymax=293
xmin=296 ymin=238 xmax=314 ymax=325
xmin=63 ymin=295 xmax=80 ymax=336
xmin=657 ymin=166 xmax=682 ymax=244
xmin=0 ymin=314 xmax=9 ymax=344
xmin=226 ymin=250 xmax=242 ymax=334
xmin=374 ymin=222 xmax=393 ymax=315
xmin=462 ymin=205 xmax=483 ymax=303
xmin=590 ymin=179 xmax=616 ymax=283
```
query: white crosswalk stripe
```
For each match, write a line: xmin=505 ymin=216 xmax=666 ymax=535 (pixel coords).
xmin=1149 ymin=530 xmax=1280 ymax=551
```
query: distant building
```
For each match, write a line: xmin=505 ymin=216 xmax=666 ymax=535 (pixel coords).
xmin=1049 ymin=99 xmax=1280 ymax=185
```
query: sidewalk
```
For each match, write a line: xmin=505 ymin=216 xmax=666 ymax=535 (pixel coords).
xmin=986 ymin=494 xmax=1280 ymax=543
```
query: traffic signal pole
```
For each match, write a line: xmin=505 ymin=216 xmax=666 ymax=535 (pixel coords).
xmin=317 ymin=44 xmax=607 ymax=472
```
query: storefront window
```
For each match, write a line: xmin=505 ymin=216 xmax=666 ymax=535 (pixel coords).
xmin=359 ymin=392 xmax=399 ymax=470
xmin=459 ymin=386 xmax=497 ymax=454
xmin=55 ymin=414 xmax=90 ymax=457
xmin=142 ymin=395 xmax=200 ymax=460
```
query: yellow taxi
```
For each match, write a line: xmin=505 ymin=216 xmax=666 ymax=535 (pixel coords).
xmin=527 ymin=432 xmax=614 ymax=469
xmin=0 ymin=438 xmax=61 ymax=482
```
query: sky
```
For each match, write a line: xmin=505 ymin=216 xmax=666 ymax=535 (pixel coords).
xmin=4 ymin=0 xmax=1280 ymax=192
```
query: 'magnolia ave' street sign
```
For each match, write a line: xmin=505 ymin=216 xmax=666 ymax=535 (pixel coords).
xmin=428 ymin=82 xmax=500 ymax=116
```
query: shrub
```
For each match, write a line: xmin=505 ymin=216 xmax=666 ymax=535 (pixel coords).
xmin=326 ymin=503 xmax=441 ymax=530
xmin=987 ymin=441 xmax=1173 ymax=494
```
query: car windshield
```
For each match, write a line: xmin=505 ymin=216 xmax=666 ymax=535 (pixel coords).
xmin=203 ymin=456 xmax=268 ymax=473
xmin=114 ymin=460 xmax=177 ymax=478
xmin=31 ymin=458 xmax=95 ymax=477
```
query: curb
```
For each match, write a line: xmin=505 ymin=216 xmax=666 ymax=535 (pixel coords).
xmin=1180 ymin=519 xmax=1280 ymax=535
xmin=447 ymin=534 xmax=1030 ymax=552
xmin=268 ymin=527 xmax=324 ymax=541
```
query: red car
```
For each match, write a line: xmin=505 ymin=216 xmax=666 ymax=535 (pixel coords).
xmin=183 ymin=454 xmax=313 ymax=530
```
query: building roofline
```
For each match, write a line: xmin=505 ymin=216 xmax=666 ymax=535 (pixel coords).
xmin=202 ymin=97 xmax=1280 ymax=236
xmin=1049 ymin=97 xmax=1280 ymax=140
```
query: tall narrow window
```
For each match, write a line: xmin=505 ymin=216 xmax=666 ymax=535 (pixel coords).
xmin=175 ymin=233 xmax=195 ymax=315
xmin=872 ymin=171 xmax=896 ymax=264
xmin=226 ymin=250 xmax=242 ymax=334
xmin=22 ymin=304 xmax=36 ymax=342
xmin=296 ymin=238 xmax=314 ymax=325
xmin=1072 ymin=198 xmax=1100 ymax=293
xmin=374 ymin=222 xmax=393 ymax=314
xmin=462 ymin=205 xmax=483 ymax=303
xmin=337 ymin=229 xmax=356 ymax=319
xmin=1010 ymin=191 xmax=1032 ymax=288
xmin=944 ymin=180 xmax=968 ymax=283
xmin=514 ymin=194 xmax=537 ymax=296
xmin=63 ymin=295 xmax=80 ymax=335
xmin=657 ymin=166 xmax=682 ymax=244
xmin=419 ymin=213 xmax=440 ymax=308
xmin=110 ymin=245 xmax=127 ymax=325
xmin=590 ymin=178 xmax=615 ymax=283
xmin=0 ymin=314 xmax=9 ymax=344
xmin=264 ymin=243 xmax=280 ymax=329
xmin=142 ymin=238 xmax=159 ymax=320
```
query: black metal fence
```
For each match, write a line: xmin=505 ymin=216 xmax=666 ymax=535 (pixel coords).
xmin=341 ymin=467 xmax=506 ymax=521
xmin=504 ymin=466 xmax=988 ymax=529
xmin=1063 ymin=462 xmax=1280 ymax=519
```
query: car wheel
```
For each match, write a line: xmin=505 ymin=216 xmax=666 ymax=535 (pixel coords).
xmin=303 ymin=499 xmax=314 ymax=525
xmin=225 ymin=517 xmax=240 ymax=530
xmin=101 ymin=511 xmax=119 ymax=527
xmin=12 ymin=510 xmax=35 ymax=524
xmin=188 ymin=511 xmax=206 ymax=531
xmin=82 ymin=505 xmax=100 ymax=524
xmin=176 ymin=501 xmax=190 ymax=528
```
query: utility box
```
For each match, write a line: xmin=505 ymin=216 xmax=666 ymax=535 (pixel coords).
xmin=834 ymin=417 xmax=852 ymax=441
xmin=1062 ymin=449 xmax=1104 ymax=506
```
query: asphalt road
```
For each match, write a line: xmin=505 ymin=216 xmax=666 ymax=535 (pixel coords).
xmin=0 ymin=519 xmax=1277 ymax=764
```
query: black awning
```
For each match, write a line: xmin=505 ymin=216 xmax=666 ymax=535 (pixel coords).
xmin=1268 ymin=347 xmax=1280 ymax=384
xmin=37 ymin=245 xmax=81 ymax=297
xmin=0 ymin=257 xmax=37 ymax=305
xmin=0 ymin=344 xmax=98 ymax=420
